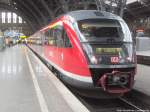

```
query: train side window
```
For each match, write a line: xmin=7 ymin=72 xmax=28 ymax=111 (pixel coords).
xmin=49 ymin=29 xmax=56 ymax=46
xmin=44 ymin=30 xmax=49 ymax=45
xmin=54 ymin=25 xmax=63 ymax=47
xmin=41 ymin=32 xmax=45 ymax=46
xmin=63 ymin=30 xmax=72 ymax=48
xmin=44 ymin=29 xmax=56 ymax=46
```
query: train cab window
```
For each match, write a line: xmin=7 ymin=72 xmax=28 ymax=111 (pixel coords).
xmin=63 ymin=30 xmax=72 ymax=48
xmin=77 ymin=19 xmax=130 ymax=43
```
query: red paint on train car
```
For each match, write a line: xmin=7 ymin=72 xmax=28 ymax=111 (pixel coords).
xmin=43 ymin=18 xmax=91 ymax=77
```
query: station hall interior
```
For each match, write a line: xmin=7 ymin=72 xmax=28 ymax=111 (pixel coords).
xmin=0 ymin=0 xmax=150 ymax=112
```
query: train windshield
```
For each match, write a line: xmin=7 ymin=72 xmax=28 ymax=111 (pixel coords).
xmin=76 ymin=19 xmax=135 ymax=65
xmin=77 ymin=19 xmax=132 ymax=43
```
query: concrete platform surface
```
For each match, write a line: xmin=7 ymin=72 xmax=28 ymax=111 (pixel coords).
xmin=134 ymin=64 xmax=150 ymax=96
xmin=0 ymin=45 xmax=89 ymax=112
xmin=137 ymin=50 xmax=150 ymax=56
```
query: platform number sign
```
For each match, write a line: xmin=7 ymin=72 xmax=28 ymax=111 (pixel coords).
xmin=111 ymin=57 xmax=119 ymax=63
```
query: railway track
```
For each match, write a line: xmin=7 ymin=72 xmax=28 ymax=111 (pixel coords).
xmin=118 ymin=97 xmax=145 ymax=111
xmin=75 ymin=91 xmax=150 ymax=112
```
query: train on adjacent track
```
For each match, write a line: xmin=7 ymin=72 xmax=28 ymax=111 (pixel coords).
xmin=28 ymin=10 xmax=136 ymax=97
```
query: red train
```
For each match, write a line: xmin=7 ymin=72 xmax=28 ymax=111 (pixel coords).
xmin=28 ymin=10 xmax=136 ymax=97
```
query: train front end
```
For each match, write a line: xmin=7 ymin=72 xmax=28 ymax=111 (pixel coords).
xmin=75 ymin=15 xmax=136 ymax=94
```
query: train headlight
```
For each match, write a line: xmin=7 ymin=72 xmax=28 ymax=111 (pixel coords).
xmin=124 ymin=44 xmax=136 ymax=63
xmin=90 ymin=56 xmax=98 ymax=64
xmin=125 ymin=56 xmax=135 ymax=63
xmin=127 ymin=57 xmax=132 ymax=61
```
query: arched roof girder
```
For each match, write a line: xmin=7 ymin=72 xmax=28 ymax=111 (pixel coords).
xmin=14 ymin=5 xmax=38 ymax=32
xmin=0 ymin=3 xmax=35 ymax=32
xmin=58 ymin=0 xmax=69 ymax=12
xmin=25 ymin=0 xmax=47 ymax=25
xmin=39 ymin=0 xmax=55 ymax=20
xmin=54 ymin=6 xmax=64 ymax=16
xmin=13 ymin=0 xmax=42 ymax=27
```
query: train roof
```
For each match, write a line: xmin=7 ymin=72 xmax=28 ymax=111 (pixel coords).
xmin=66 ymin=10 xmax=123 ymax=21
xmin=40 ymin=10 xmax=123 ymax=32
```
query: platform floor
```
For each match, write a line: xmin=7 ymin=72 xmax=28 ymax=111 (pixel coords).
xmin=135 ymin=64 xmax=150 ymax=96
xmin=0 ymin=45 xmax=88 ymax=112
xmin=137 ymin=50 xmax=150 ymax=56
xmin=135 ymin=50 xmax=150 ymax=96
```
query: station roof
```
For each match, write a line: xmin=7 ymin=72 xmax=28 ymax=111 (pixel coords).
xmin=0 ymin=0 xmax=97 ymax=32
xmin=0 ymin=0 xmax=149 ymax=33
xmin=125 ymin=0 xmax=150 ymax=20
xmin=67 ymin=10 xmax=122 ymax=21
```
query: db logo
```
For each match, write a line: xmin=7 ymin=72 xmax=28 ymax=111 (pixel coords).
xmin=111 ymin=57 xmax=119 ymax=63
